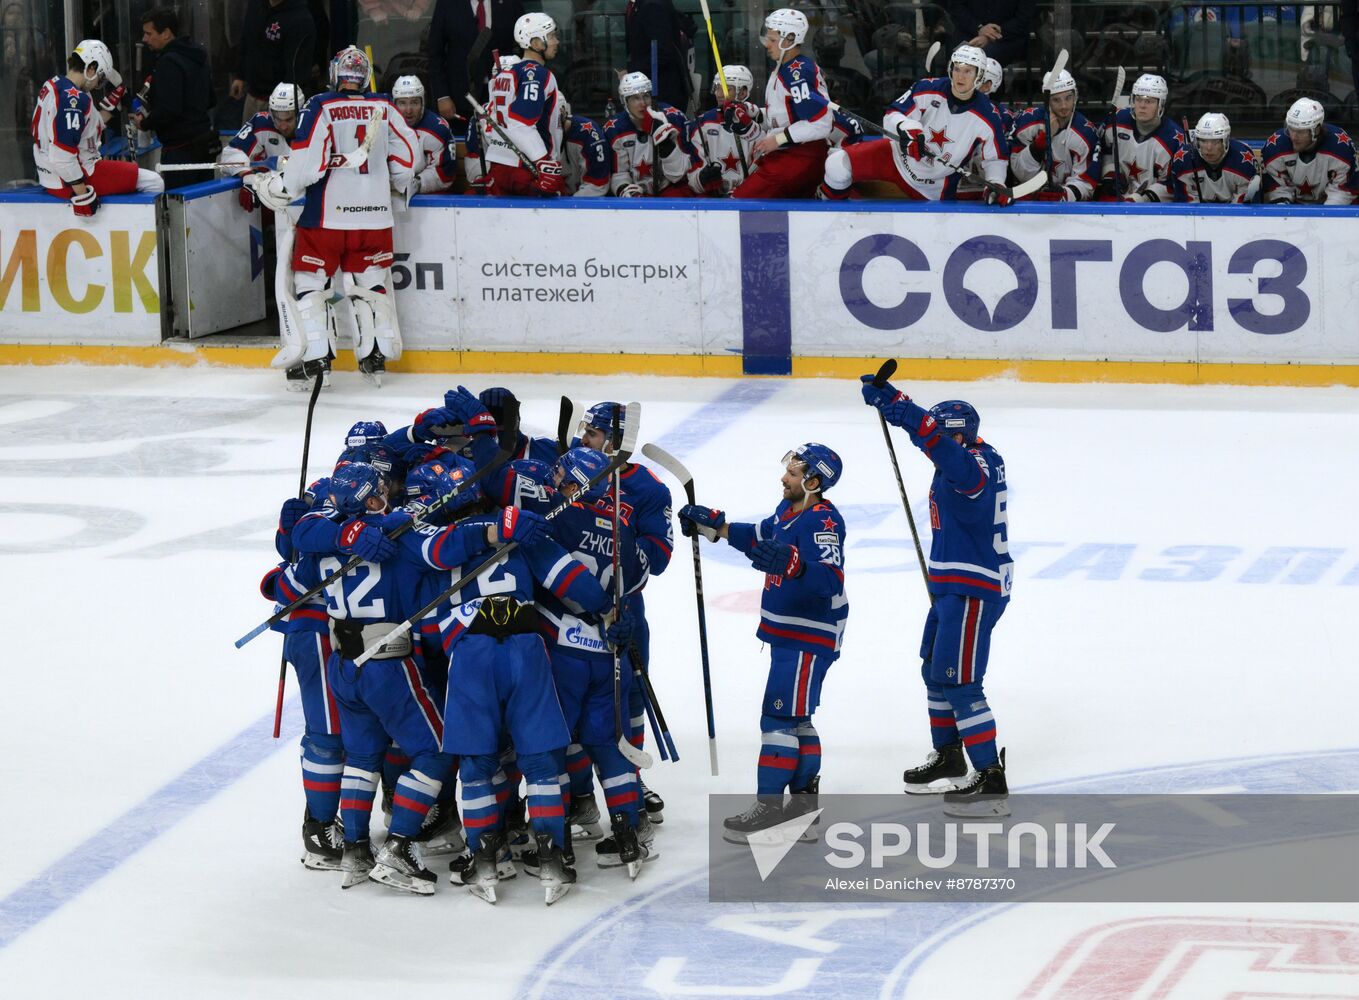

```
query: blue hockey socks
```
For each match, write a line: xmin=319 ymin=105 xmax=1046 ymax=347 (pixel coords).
xmin=757 ymin=714 xmax=800 ymax=795
xmin=519 ymin=750 xmax=567 ymax=848
xmin=791 ymin=720 xmax=821 ymax=791
xmin=947 ymin=684 xmax=998 ymax=769
xmin=339 ymin=766 xmax=379 ymax=843
xmin=300 ymin=732 xmax=343 ymax=823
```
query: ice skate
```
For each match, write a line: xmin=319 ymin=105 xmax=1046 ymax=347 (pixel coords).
xmin=357 ymin=346 xmax=385 ymax=386
xmin=340 ymin=839 xmax=375 ymax=889
xmin=301 ymin=810 xmax=344 ymax=870
xmin=531 ymin=832 xmax=576 ymax=906
xmin=721 ymin=797 xmax=786 ymax=845
xmin=285 ymin=356 xmax=330 ymax=392
xmin=370 ymin=834 xmax=436 ymax=895
xmin=943 ymin=749 xmax=1010 ymax=818
xmin=640 ymin=778 xmax=664 ymax=824
xmin=569 ymin=790 xmax=604 ymax=841
xmin=415 ymin=802 xmax=466 ymax=856
xmin=786 ymin=776 xmax=822 ymax=843
xmin=595 ymin=812 xmax=653 ymax=879
xmin=461 ymin=831 xmax=506 ymax=904
xmin=903 ymin=741 xmax=971 ymax=794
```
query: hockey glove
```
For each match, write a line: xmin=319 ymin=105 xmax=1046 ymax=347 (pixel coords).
xmin=304 ymin=476 xmax=333 ymax=505
xmin=498 ymin=505 xmax=547 ymax=546
xmin=983 ymin=181 xmax=1012 ymax=206
xmin=97 ymin=84 xmax=127 ymax=116
xmin=278 ymin=497 xmax=310 ymax=534
xmin=678 ymin=504 xmax=726 ymax=542
xmin=652 ymin=118 xmax=679 ymax=160
xmin=750 ymin=539 xmax=804 ymax=578
xmin=70 ymin=188 xmax=98 ymax=218
xmin=1027 ymin=126 xmax=1047 ymax=160
xmin=1061 ymin=184 xmax=1084 ymax=202
xmin=616 ymin=183 xmax=644 ymax=197
xmin=723 ymin=101 xmax=757 ymax=136
xmin=896 ymin=123 xmax=931 ymax=162
xmin=338 ymin=519 xmax=396 ymax=563
xmin=413 ymin=404 xmax=465 ymax=440
xmin=533 ymin=157 xmax=566 ymax=196
xmin=859 ymin=373 xmax=903 ymax=408
xmin=605 ymin=609 xmax=636 ymax=650
xmin=442 ymin=385 xmax=498 ymax=436
xmin=698 ymin=162 xmax=724 ymax=193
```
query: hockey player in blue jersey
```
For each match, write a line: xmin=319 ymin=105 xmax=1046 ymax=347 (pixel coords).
xmin=561 ymin=103 xmax=613 ymax=197
xmin=679 ymin=443 xmax=847 ymax=842
xmin=1261 ymin=98 xmax=1357 ymax=205
xmin=860 ymin=379 xmax=1013 ymax=815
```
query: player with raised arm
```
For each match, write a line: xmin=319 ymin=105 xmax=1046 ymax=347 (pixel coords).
xmin=859 ymin=379 xmax=1013 ymax=815
xmin=1172 ymin=112 xmax=1258 ymax=203
xmin=251 ymin=46 xmax=417 ymax=389
xmin=1099 ymin=73 xmax=1185 ymax=202
xmin=1261 ymin=98 xmax=1357 ymax=205
xmin=32 ymin=39 xmax=164 ymax=216
xmin=392 ymin=75 xmax=458 ymax=194
xmin=1009 ymin=69 xmax=1100 ymax=202
xmin=678 ymin=444 xmax=847 ymax=841
xmin=604 ymin=72 xmax=705 ymax=197
xmin=478 ymin=14 xmax=567 ymax=198
xmin=688 ymin=65 xmax=759 ymax=195
xmin=731 ymin=9 xmax=833 ymax=199
xmin=818 ymin=45 xmax=1010 ymax=204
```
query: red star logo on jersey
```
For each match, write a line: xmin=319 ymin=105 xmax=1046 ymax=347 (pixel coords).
xmin=1336 ymin=129 xmax=1352 ymax=147
xmin=821 ymin=516 xmax=837 ymax=531
xmin=1124 ymin=159 xmax=1145 ymax=182
xmin=928 ymin=126 xmax=952 ymax=149
xmin=721 ymin=151 xmax=738 ymax=172
xmin=1297 ymin=178 xmax=1316 ymax=199
xmin=1172 ymin=148 xmax=1189 ymax=164
xmin=636 ymin=158 xmax=652 ymax=179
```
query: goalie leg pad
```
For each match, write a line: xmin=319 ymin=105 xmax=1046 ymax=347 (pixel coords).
xmin=348 ymin=267 xmax=402 ymax=363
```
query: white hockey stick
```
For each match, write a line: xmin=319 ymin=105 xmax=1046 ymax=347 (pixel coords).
xmin=1010 ymin=169 xmax=1048 ymax=199
xmin=924 ymin=41 xmax=941 ymax=75
xmin=324 ymin=102 xmax=385 ymax=171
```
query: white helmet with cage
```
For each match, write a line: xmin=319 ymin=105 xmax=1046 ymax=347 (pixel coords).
xmin=713 ymin=64 xmax=754 ymax=99
xmin=73 ymin=39 xmax=121 ymax=87
xmin=765 ymin=8 xmax=809 ymax=49
xmin=1130 ymin=73 xmax=1168 ymax=116
xmin=1285 ymin=97 xmax=1325 ymax=136
xmin=983 ymin=58 xmax=1003 ymax=93
xmin=619 ymin=71 xmax=653 ymax=101
xmin=514 ymin=12 xmax=557 ymax=51
xmin=330 ymin=46 xmax=371 ymax=90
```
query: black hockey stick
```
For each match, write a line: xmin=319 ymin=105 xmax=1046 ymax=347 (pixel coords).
xmin=466 ymin=93 xmax=539 ymax=177
xmin=629 ymin=644 xmax=679 ymax=762
xmin=1040 ymin=49 xmax=1068 ymax=192
xmin=236 ymin=404 xmax=520 ymax=649
xmin=273 ymin=370 xmax=324 ymax=738
xmin=467 ymin=27 xmax=492 ymax=108
xmin=1110 ymin=66 xmax=1126 ymax=197
xmin=640 ymin=442 xmax=718 ymax=775
xmin=1183 ymin=116 xmax=1204 ymax=203
xmin=556 ymin=395 xmax=581 ymax=455
xmin=871 ymin=359 xmax=932 ymax=603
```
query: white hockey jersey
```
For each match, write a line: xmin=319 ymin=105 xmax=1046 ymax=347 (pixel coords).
xmin=688 ymin=107 xmax=757 ymax=193
xmin=218 ymin=111 xmax=292 ymax=177
xmin=1261 ymin=125 xmax=1357 ymax=205
xmin=882 ymin=77 xmax=1008 ymax=199
xmin=1170 ymin=139 xmax=1258 ymax=203
xmin=284 ymin=90 xmax=418 ymax=230
xmin=30 ymin=76 xmax=102 ymax=191
xmin=484 ymin=59 xmax=562 ymax=169
xmin=763 ymin=55 xmax=833 ymax=145
xmin=1009 ymin=107 xmax=1102 ymax=200
xmin=1101 ymin=110 xmax=1186 ymax=201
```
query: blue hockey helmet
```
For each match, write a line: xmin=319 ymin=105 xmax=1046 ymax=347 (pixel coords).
xmin=406 ymin=456 xmax=482 ymax=513
xmin=581 ymin=401 xmax=624 ymax=451
xmin=328 ymin=462 xmax=385 ymax=516
xmin=510 ymin=458 xmax=554 ymax=487
xmin=304 ymin=475 xmax=333 ymax=505
xmin=783 ymin=442 xmax=843 ymax=493
xmin=554 ymin=447 xmax=610 ymax=502
xmin=345 ymin=420 xmax=388 ymax=450
xmin=929 ymin=400 xmax=980 ymax=445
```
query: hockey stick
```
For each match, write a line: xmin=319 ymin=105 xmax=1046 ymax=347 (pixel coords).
xmin=924 ymin=40 xmax=941 ymax=75
xmin=1041 ymin=48 xmax=1068 ymax=191
xmin=272 ymin=367 xmax=325 ymax=738
xmin=1183 ymin=115 xmax=1204 ymax=203
xmin=467 ymin=26 xmax=493 ymax=106
xmin=640 ymin=442 xmax=718 ymax=775
xmin=629 ymin=645 xmax=679 ymax=762
xmin=1110 ymin=66 xmax=1126 ymax=197
xmin=871 ymin=359 xmax=932 ymax=602
xmin=697 ymin=0 xmax=748 ymax=181
xmin=556 ymin=396 xmax=583 ymax=455
xmin=650 ymin=42 xmax=661 ymax=197
xmin=466 ymin=93 xmax=539 ymax=177
xmin=235 ymin=409 xmax=520 ymax=648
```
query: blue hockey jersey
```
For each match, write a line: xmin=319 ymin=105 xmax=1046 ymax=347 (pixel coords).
xmin=727 ymin=500 xmax=848 ymax=655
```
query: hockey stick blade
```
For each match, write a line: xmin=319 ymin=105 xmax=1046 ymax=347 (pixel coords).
xmin=639 ymin=443 xmax=693 ymax=492
xmin=1111 ymin=65 xmax=1126 ymax=104
xmin=1010 ymin=170 xmax=1048 ymax=200
xmin=873 ymin=358 xmax=897 ymax=386
xmin=619 ymin=736 xmax=654 ymax=770
xmin=924 ymin=40 xmax=941 ymax=75
xmin=557 ymin=396 xmax=582 ymax=455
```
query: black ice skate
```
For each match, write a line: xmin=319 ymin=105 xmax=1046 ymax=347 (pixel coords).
xmin=595 ymin=812 xmax=653 ymax=879
xmin=640 ymin=778 xmax=665 ymax=824
xmin=448 ymin=841 xmax=517 ymax=886
xmin=943 ymin=749 xmax=1010 ymax=818
xmin=785 ymin=776 xmax=822 ymax=843
xmin=722 ymin=797 xmax=788 ymax=845
xmin=529 ymin=832 xmax=576 ymax=906
xmin=461 ymin=831 xmax=507 ymax=904
xmin=903 ymin=741 xmax=970 ymax=794
xmin=301 ymin=809 xmax=344 ymax=870
xmin=414 ymin=802 xmax=466 ymax=856
xmin=357 ymin=346 xmax=385 ymax=387
xmin=285 ymin=355 xmax=331 ymax=393
xmin=370 ymin=834 xmax=437 ymax=895
xmin=340 ymin=839 xmax=375 ymax=889
xmin=569 ymin=790 xmax=604 ymax=842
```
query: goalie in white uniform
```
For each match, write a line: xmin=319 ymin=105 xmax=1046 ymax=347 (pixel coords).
xmin=248 ymin=46 xmax=418 ymax=389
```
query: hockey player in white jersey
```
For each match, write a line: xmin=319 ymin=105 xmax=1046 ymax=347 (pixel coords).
xmin=687 ymin=66 xmax=758 ymax=195
xmin=1261 ymin=98 xmax=1357 ymax=205
xmin=819 ymin=44 xmax=1009 ymax=202
xmin=1100 ymin=73 xmax=1185 ymax=201
xmin=249 ymin=46 xmax=417 ymax=389
xmin=604 ymin=71 xmax=704 ymax=196
xmin=1171 ymin=112 xmax=1259 ymax=203
xmin=1009 ymin=69 xmax=1100 ymax=201
xmin=480 ymin=14 xmax=567 ymax=197
xmin=392 ymin=75 xmax=458 ymax=194
xmin=32 ymin=39 xmax=164 ymax=216
xmin=220 ymin=82 xmax=304 ymax=178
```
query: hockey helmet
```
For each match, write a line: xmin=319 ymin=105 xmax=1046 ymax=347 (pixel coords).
xmin=929 ymin=400 xmax=981 ymax=446
xmin=1286 ymin=97 xmax=1325 ymax=136
xmin=983 ymin=58 xmax=1003 ymax=94
xmin=1130 ymin=73 xmax=1168 ymax=116
xmin=581 ymin=401 xmax=625 ymax=452
xmin=329 ymin=462 xmax=385 ymax=516
xmin=406 ymin=456 xmax=482 ymax=514
xmin=619 ymin=71 xmax=653 ymax=102
xmin=949 ymin=44 xmax=988 ymax=77
xmin=554 ymin=447 xmax=610 ymax=502
xmin=764 ymin=8 xmax=809 ymax=48
xmin=714 ymin=64 xmax=754 ymax=99
xmin=268 ymin=82 xmax=305 ymax=133
xmin=1043 ymin=68 xmax=1077 ymax=97
xmin=509 ymin=458 xmax=554 ymax=487
xmin=330 ymin=46 xmax=371 ymax=90
xmin=783 ymin=442 xmax=842 ymax=493
xmin=1193 ymin=111 xmax=1231 ymax=142
xmin=74 ymin=39 xmax=121 ymax=87
xmin=345 ymin=420 xmax=388 ymax=450
xmin=514 ymin=12 xmax=557 ymax=52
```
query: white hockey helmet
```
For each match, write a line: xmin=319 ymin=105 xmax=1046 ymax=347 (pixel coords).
xmin=983 ymin=58 xmax=1003 ymax=93
xmin=269 ymin=82 xmax=305 ymax=114
xmin=1193 ymin=111 xmax=1230 ymax=142
xmin=1285 ymin=97 xmax=1325 ymax=135
xmin=714 ymin=63 xmax=754 ymax=98
xmin=514 ymin=12 xmax=557 ymax=51
xmin=765 ymin=8 xmax=809 ymax=49
xmin=498 ymin=54 xmax=523 ymax=71
xmin=619 ymin=71 xmax=653 ymax=101
xmin=330 ymin=45 xmax=370 ymax=90
xmin=950 ymin=44 xmax=987 ymax=75
xmin=392 ymin=75 xmax=424 ymax=101
xmin=1043 ymin=68 xmax=1076 ymax=97
xmin=1131 ymin=73 xmax=1168 ymax=115
xmin=73 ymin=39 xmax=121 ymax=87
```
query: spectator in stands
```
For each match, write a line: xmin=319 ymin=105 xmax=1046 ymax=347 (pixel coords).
xmin=229 ymin=0 xmax=317 ymax=125
xmin=1343 ymin=0 xmax=1359 ymax=104
xmin=944 ymin=0 xmax=1033 ymax=67
xmin=626 ymin=0 xmax=697 ymax=115
xmin=426 ymin=0 xmax=522 ymax=121
xmin=136 ymin=8 xmax=219 ymax=189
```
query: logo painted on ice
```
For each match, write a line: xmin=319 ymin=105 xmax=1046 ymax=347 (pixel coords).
xmin=520 ymin=747 xmax=1359 ymax=1000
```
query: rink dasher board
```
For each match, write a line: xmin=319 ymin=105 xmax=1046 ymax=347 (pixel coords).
xmin=2 ymin=192 xmax=1358 ymax=376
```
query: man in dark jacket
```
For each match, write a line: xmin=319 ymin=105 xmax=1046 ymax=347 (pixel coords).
xmin=136 ymin=8 xmax=219 ymax=188
xmin=230 ymin=0 xmax=317 ymax=123
xmin=626 ymin=0 xmax=694 ymax=114
xmin=944 ymin=0 xmax=1034 ymax=67
xmin=426 ymin=0 xmax=522 ymax=121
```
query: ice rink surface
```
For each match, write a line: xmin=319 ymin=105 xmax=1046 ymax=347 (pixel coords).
xmin=1 ymin=365 xmax=1356 ymax=999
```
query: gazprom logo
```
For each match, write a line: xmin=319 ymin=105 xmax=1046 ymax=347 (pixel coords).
xmin=564 ymin=625 xmax=606 ymax=651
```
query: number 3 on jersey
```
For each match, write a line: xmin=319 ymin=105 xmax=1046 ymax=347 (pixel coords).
xmin=319 ymin=556 xmax=385 ymax=618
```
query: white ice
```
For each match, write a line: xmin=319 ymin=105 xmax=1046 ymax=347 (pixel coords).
xmin=0 ymin=366 xmax=1356 ymax=999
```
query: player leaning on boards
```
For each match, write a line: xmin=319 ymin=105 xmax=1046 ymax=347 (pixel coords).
xmin=678 ymin=445 xmax=847 ymax=842
xmin=860 ymin=376 xmax=1013 ymax=817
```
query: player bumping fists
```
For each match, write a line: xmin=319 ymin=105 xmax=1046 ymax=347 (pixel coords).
xmin=678 ymin=505 xmax=726 ymax=542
